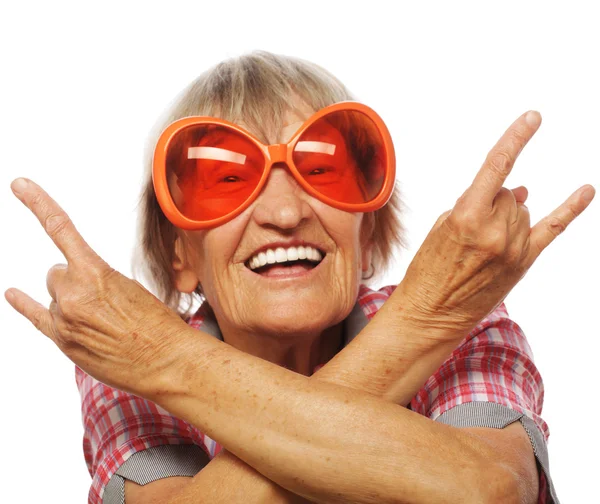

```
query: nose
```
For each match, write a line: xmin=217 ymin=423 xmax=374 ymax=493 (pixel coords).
xmin=251 ymin=166 xmax=312 ymax=230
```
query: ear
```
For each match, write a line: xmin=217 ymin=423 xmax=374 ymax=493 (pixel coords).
xmin=172 ymin=235 xmax=200 ymax=293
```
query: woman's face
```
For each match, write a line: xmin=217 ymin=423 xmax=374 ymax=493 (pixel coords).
xmin=175 ymin=104 xmax=373 ymax=338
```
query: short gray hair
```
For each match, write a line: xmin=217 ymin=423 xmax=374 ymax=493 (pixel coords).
xmin=132 ymin=50 xmax=406 ymax=319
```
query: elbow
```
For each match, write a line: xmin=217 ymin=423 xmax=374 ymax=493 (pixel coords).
xmin=482 ymin=464 xmax=535 ymax=504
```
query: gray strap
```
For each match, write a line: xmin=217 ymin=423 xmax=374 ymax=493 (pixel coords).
xmin=102 ymin=444 xmax=210 ymax=504
xmin=103 ymin=474 xmax=125 ymax=504
xmin=437 ymin=402 xmax=559 ymax=503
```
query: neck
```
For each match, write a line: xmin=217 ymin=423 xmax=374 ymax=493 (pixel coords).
xmin=218 ymin=320 xmax=344 ymax=377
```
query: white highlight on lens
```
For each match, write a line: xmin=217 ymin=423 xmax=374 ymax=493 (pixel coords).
xmin=295 ymin=141 xmax=336 ymax=155
xmin=188 ymin=147 xmax=247 ymax=164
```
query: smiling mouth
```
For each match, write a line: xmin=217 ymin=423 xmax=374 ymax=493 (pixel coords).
xmin=245 ymin=245 xmax=325 ymax=276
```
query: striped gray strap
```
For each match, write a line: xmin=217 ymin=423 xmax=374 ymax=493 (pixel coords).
xmin=437 ymin=402 xmax=559 ymax=503
xmin=102 ymin=404 xmax=557 ymax=503
xmin=102 ymin=444 xmax=210 ymax=504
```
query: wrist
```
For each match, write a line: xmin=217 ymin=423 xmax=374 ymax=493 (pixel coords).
xmin=389 ymin=281 xmax=476 ymax=342
xmin=141 ymin=322 xmax=225 ymax=404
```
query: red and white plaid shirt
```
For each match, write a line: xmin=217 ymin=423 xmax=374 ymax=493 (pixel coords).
xmin=76 ymin=284 xmax=557 ymax=503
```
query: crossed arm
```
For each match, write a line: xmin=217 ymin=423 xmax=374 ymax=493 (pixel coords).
xmin=127 ymin=286 xmax=538 ymax=504
xmin=8 ymin=111 xmax=589 ymax=502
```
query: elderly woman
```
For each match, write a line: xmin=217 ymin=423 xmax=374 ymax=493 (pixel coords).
xmin=6 ymin=51 xmax=594 ymax=504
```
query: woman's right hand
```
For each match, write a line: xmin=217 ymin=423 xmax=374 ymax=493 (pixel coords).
xmin=397 ymin=110 xmax=594 ymax=338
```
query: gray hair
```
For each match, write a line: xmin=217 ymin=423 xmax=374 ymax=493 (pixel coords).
xmin=132 ymin=50 xmax=406 ymax=319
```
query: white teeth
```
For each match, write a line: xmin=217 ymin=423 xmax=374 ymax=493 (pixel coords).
xmin=258 ymin=252 xmax=267 ymax=267
xmin=247 ymin=245 xmax=324 ymax=270
xmin=275 ymin=247 xmax=287 ymax=263
xmin=287 ymin=247 xmax=298 ymax=261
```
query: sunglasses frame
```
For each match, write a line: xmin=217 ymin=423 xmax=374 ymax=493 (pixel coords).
xmin=153 ymin=101 xmax=396 ymax=230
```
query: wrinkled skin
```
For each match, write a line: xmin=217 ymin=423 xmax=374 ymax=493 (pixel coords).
xmin=4 ymin=110 xmax=595 ymax=398
xmin=397 ymin=111 xmax=594 ymax=336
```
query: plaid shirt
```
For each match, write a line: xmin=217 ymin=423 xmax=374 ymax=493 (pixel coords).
xmin=76 ymin=284 xmax=557 ymax=503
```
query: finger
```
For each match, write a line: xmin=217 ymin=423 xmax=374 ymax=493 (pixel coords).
xmin=465 ymin=111 xmax=541 ymax=207
xmin=46 ymin=263 xmax=68 ymax=300
xmin=10 ymin=178 xmax=100 ymax=264
xmin=4 ymin=288 xmax=57 ymax=342
xmin=526 ymin=185 xmax=595 ymax=267
xmin=511 ymin=186 xmax=528 ymax=204
xmin=493 ymin=187 xmax=519 ymax=224
xmin=514 ymin=203 xmax=531 ymax=260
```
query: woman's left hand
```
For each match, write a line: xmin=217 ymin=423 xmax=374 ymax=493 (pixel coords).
xmin=4 ymin=178 xmax=193 ymax=397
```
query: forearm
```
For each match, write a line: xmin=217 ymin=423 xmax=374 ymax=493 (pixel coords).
xmin=164 ymin=284 xmax=470 ymax=504
xmin=167 ymin=449 xmax=309 ymax=504
xmin=154 ymin=315 xmax=502 ymax=504
xmin=312 ymin=282 xmax=469 ymax=405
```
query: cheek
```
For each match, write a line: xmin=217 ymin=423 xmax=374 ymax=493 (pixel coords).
xmin=328 ymin=213 xmax=364 ymax=259
xmin=320 ymin=211 xmax=364 ymax=285
xmin=195 ymin=217 xmax=250 ymax=294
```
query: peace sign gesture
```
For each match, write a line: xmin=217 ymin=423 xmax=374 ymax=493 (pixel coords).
xmin=4 ymin=179 xmax=192 ymax=396
xmin=397 ymin=110 xmax=595 ymax=335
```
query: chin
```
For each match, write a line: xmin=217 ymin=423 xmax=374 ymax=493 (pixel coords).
xmin=253 ymin=301 xmax=339 ymax=337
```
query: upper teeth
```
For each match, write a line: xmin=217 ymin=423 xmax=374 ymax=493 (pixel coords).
xmin=248 ymin=246 xmax=323 ymax=270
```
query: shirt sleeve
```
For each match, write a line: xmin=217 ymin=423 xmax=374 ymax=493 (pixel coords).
xmin=76 ymin=366 xmax=211 ymax=504
xmin=408 ymin=303 xmax=559 ymax=504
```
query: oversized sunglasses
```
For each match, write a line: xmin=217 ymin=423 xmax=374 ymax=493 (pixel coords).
xmin=153 ymin=101 xmax=396 ymax=230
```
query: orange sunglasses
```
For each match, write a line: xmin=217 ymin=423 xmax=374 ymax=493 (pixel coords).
xmin=153 ymin=101 xmax=396 ymax=230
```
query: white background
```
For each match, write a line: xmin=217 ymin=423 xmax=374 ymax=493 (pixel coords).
xmin=1 ymin=1 xmax=598 ymax=502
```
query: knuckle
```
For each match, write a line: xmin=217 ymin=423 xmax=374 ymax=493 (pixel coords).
xmin=44 ymin=212 xmax=70 ymax=238
xmin=497 ymin=186 xmax=514 ymax=198
xmin=496 ymin=187 xmax=516 ymax=204
xmin=479 ymin=226 xmax=508 ymax=256
xmin=546 ymin=215 xmax=566 ymax=237
xmin=508 ymin=127 xmax=527 ymax=150
xmin=487 ymin=150 xmax=513 ymax=177
xmin=30 ymin=309 xmax=45 ymax=332
xmin=449 ymin=206 xmax=481 ymax=233
xmin=92 ymin=261 xmax=113 ymax=280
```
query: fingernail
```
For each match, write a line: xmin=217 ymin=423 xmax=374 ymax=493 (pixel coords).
xmin=525 ymin=111 xmax=541 ymax=127
xmin=5 ymin=290 xmax=15 ymax=304
xmin=11 ymin=178 xmax=29 ymax=195
xmin=582 ymin=187 xmax=595 ymax=204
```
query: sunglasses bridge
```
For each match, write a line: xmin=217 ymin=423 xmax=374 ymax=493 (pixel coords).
xmin=267 ymin=144 xmax=288 ymax=164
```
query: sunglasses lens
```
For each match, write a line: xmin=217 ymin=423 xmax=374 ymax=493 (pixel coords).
xmin=292 ymin=110 xmax=387 ymax=205
xmin=166 ymin=124 xmax=265 ymax=221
